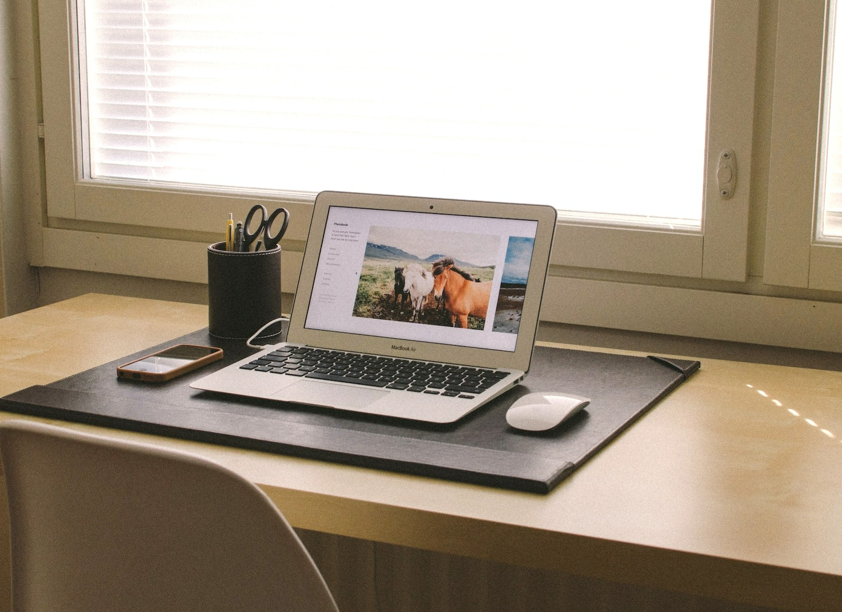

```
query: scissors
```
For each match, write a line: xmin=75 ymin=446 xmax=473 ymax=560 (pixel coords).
xmin=242 ymin=204 xmax=290 ymax=251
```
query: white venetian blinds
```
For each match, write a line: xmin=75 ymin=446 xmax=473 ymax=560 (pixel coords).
xmin=80 ymin=0 xmax=711 ymax=227
xmin=819 ymin=0 xmax=842 ymax=239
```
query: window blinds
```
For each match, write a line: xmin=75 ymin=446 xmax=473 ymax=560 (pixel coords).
xmin=820 ymin=1 xmax=842 ymax=239
xmin=81 ymin=0 xmax=711 ymax=226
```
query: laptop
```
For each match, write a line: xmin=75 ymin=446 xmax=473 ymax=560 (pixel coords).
xmin=191 ymin=191 xmax=557 ymax=423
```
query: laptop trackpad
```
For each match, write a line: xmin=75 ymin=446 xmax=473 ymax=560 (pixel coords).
xmin=274 ymin=379 xmax=389 ymax=409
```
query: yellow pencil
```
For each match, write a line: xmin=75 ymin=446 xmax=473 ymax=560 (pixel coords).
xmin=225 ymin=213 xmax=234 ymax=251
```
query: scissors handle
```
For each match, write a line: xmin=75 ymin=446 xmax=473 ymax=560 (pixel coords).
xmin=242 ymin=204 xmax=267 ymax=250
xmin=262 ymin=207 xmax=290 ymax=250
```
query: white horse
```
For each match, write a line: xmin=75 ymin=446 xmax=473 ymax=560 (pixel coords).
xmin=401 ymin=263 xmax=434 ymax=322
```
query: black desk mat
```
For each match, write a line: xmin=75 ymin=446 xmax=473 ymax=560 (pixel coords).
xmin=0 ymin=329 xmax=699 ymax=494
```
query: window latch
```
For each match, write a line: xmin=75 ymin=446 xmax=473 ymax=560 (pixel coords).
xmin=717 ymin=149 xmax=736 ymax=199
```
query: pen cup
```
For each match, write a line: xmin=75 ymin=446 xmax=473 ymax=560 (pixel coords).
xmin=207 ymin=242 xmax=282 ymax=340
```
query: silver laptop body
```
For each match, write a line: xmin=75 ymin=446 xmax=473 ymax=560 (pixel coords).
xmin=192 ymin=191 xmax=557 ymax=424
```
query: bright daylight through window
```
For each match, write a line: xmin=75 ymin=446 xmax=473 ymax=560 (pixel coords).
xmin=819 ymin=0 xmax=842 ymax=240
xmin=80 ymin=1 xmax=712 ymax=229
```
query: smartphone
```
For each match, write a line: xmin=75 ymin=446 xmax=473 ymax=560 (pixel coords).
xmin=117 ymin=344 xmax=223 ymax=382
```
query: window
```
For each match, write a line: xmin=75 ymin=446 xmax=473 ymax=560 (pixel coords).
xmin=26 ymin=1 xmax=842 ymax=350
xmin=80 ymin=1 xmax=712 ymax=230
xmin=818 ymin=0 xmax=842 ymax=240
xmin=38 ymin=0 xmax=758 ymax=285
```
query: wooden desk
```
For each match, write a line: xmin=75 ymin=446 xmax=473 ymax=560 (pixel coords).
xmin=1 ymin=294 xmax=840 ymax=612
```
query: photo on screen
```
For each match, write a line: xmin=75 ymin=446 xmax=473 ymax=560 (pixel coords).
xmin=352 ymin=226 xmax=499 ymax=330
xmin=492 ymin=236 xmax=535 ymax=334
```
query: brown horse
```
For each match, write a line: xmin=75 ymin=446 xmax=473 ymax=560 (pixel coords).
xmin=432 ymin=258 xmax=492 ymax=328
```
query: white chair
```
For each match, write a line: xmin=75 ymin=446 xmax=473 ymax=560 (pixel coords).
xmin=0 ymin=419 xmax=340 ymax=612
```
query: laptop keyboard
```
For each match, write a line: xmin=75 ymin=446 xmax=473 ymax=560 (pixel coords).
xmin=240 ymin=346 xmax=509 ymax=399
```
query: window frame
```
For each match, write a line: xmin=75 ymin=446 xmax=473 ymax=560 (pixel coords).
xmin=35 ymin=0 xmax=761 ymax=288
xmin=766 ymin=0 xmax=842 ymax=291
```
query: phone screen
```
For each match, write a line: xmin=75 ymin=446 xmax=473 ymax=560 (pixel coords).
xmin=125 ymin=346 xmax=220 ymax=374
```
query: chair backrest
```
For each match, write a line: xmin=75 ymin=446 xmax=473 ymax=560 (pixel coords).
xmin=0 ymin=420 xmax=339 ymax=612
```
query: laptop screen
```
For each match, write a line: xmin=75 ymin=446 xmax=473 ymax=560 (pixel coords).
xmin=304 ymin=206 xmax=538 ymax=353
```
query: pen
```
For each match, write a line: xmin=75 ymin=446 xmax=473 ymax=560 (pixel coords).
xmin=233 ymin=222 xmax=245 ymax=252
xmin=225 ymin=213 xmax=234 ymax=251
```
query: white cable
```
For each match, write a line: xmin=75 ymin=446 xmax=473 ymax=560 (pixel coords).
xmin=246 ymin=317 xmax=289 ymax=349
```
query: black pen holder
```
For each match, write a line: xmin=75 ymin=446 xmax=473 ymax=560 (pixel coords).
xmin=207 ymin=242 xmax=282 ymax=339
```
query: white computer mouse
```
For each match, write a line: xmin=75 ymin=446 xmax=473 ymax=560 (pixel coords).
xmin=505 ymin=393 xmax=590 ymax=432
